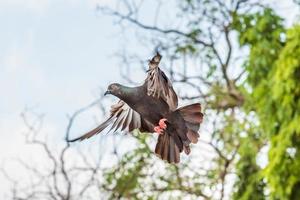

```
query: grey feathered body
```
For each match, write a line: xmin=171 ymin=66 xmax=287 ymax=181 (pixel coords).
xmin=118 ymin=84 xmax=189 ymax=150
xmin=121 ymin=85 xmax=169 ymax=123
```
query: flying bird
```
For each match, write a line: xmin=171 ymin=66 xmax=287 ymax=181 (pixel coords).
xmin=68 ymin=53 xmax=203 ymax=163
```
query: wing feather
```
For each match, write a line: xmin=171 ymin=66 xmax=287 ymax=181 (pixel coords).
xmin=145 ymin=52 xmax=178 ymax=110
xmin=68 ymin=100 xmax=143 ymax=142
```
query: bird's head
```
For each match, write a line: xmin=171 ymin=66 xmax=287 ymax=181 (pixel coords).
xmin=104 ymin=83 xmax=122 ymax=96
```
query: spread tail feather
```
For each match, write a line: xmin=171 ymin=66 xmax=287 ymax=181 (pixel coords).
xmin=155 ymin=103 xmax=203 ymax=163
xmin=155 ymin=133 xmax=180 ymax=164
xmin=178 ymin=103 xmax=203 ymax=144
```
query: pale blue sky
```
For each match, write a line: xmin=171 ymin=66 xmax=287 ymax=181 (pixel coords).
xmin=0 ymin=0 xmax=299 ymax=198
xmin=0 ymin=1 xmax=125 ymax=137
xmin=0 ymin=0 xmax=125 ymax=196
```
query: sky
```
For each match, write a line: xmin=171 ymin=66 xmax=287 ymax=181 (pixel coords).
xmin=0 ymin=0 xmax=121 ymax=148
xmin=0 ymin=0 xmax=299 ymax=198
xmin=0 ymin=0 xmax=124 ymax=197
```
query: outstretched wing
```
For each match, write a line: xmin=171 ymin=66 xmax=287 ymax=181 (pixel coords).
xmin=145 ymin=52 xmax=178 ymax=111
xmin=68 ymin=100 xmax=150 ymax=142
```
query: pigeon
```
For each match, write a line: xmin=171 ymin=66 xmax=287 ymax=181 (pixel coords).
xmin=68 ymin=52 xmax=203 ymax=163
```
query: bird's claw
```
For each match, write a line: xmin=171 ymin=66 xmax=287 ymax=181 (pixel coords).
xmin=159 ymin=118 xmax=167 ymax=129
xmin=154 ymin=118 xmax=167 ymax=135
xmin=154 ymin=126 xmax=164 ymax=135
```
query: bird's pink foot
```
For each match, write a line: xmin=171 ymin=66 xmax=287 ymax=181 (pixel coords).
xmin=159 ymin=118 xmax=167 ymax=129
xmin=154 ymin=118 xmax=167 ymax=135
xmin=154 ymin=126 xmax=163 ymax=134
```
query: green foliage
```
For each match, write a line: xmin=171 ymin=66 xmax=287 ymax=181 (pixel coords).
xmin=264 ymin=25 xmax=300 ymax=200
xmin=234 ymin=7 xmax=300 ymax=200
xmin=230 ymin=10 xmax=286 ymax=200
xmin=232 ymin=8 xmax=285 ymax=88
xmin=233 ymin=126 xmax=266 ymax=200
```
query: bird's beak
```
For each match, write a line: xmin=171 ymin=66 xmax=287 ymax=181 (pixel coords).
xmin=104 ymin=90 xmax=111 ymax=96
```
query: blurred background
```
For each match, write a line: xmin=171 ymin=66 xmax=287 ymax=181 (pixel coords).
xmin=1 ymin=0 xmax=300 ymax=199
